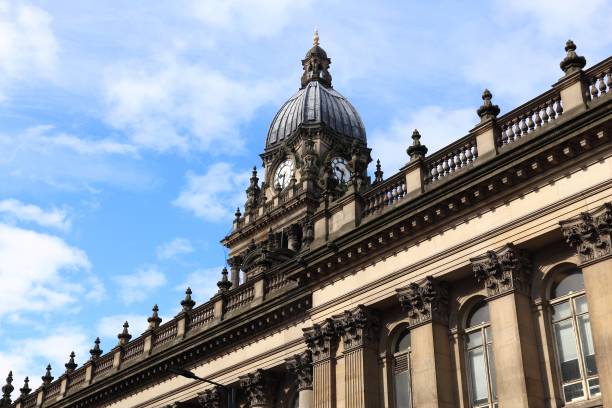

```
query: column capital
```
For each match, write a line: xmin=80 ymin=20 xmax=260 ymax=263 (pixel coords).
xmin=560 ymin=202 xmax=612 ymax=264
xmin=238 ymin=369 xmax=275 ymax=408
xmin=333 ymin=304 xmax=380 ymax=352
xmin=471 ymin=243 xmax=532 ymax=298
xmin=197 ymin=386 xmax=221 ymax=408
xmin=286 ymin=350 xmax=313 ymax=391
xmin=303 ymin=318 xmax=338 ymax=362
xmin=396 ymin=275 xmax=449 ymax=327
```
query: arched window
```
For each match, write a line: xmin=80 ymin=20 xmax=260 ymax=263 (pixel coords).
xmin=464 ymin=301 xmax=497 ymax=407
xmin=550 ymin=270 xmax=600 ymax=403
xmin=393 ymin=329 xmax=412 ymax=407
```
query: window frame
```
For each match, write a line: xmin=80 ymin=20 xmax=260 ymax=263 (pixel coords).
xmin=464 ymin=302 xmax=497 ymax=408
xmin=391 ymin=329 xmax=412 ymax=408
xmin=549 ymin=272 xmax=600 ymax=404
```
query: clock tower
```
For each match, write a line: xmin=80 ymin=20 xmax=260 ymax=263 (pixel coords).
xmin=222 ymin=31 xmax=372 ymax=287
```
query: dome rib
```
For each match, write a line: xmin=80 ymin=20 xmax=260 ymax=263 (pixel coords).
xmin=266 ymin=81 xmax=366 ymax=149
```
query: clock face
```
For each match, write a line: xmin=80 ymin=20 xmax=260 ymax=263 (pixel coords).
xmin=274 ymin=159 xmax=295 ymax=189
xmin=331 ymin=157 xmax=351 ymax=183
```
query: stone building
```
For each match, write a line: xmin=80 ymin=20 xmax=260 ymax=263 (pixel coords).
xmin=1 ymin=34 xmax=612 ymax=408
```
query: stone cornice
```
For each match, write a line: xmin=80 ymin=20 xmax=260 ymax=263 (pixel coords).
xmin=40 ymin=293 xmax=311 ymax=408
xmin=560 ymin=202 xmax=612 ymax=264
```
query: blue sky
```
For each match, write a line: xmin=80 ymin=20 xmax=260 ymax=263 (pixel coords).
xmin=0 ymin=0 xmax=610 ymax=388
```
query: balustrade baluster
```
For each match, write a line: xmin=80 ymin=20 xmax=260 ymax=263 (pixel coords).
xmin=527 ymin=111 xmax=535 ymax=131
xmin=534 ymin=107 xmax=542 ymax=128
xmin=590 ymin=77 xmax=599 ymax=99
xmin=598 ymin=73 xmax=607 ymax=94
xmin=555 ymin=97 xmax=563 ymax=116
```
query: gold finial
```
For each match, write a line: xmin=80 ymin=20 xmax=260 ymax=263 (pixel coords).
xmin=313 ymin=28 xmax=319 ymax=46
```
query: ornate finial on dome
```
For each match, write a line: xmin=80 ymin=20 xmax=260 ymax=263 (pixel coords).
xmin=0 ymin=371 xmax=13 ymax=405
xmin=117 ymin=321 xmax=132 ymax=346
xmin=65 ymin=351 xmax=77 ymax=374
xmin=41 ymin=364 xmax=53 ymax=386
xmin=407 ymin=129 xmax=428 ymax=160
xmin=148 ymin=304 xmax=162 ymax=330
xmin=90 ymin=337 xmax=103 ymax=360
xmin=477 ymin=89 xmax=500 ymax=121
xmin=19 ymin=377 xmax=30 ymax=398
xmin=181 ymin=287 xmax=195 ymax=312
xmin=374 ymin=159 xmax=384 ymax=184
xmin=560 ymin=39 xmax=586 ymax=74
xmin=301 ymin=29 xmax=332 ymax=88
xmin=217 ymin=267 xmax=232 ymax=293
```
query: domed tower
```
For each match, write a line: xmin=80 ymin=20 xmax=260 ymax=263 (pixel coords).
xmin=222 ymin=31 xmax=372 ymax=286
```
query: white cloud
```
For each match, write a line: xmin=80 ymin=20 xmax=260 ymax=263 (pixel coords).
xmin=104 ymin=53 xmax=283 ymax=153
xmin=0 ymin=198 xmax=70 ymax=230
xmin=190 ymin=0 xmax=315 ymax=38
xmin=0 ymin=223 xmax=99 ymax=320
xmin=156 ymin=237 xmax=194 ymax=260
xmin=0 ymin=0 xmax=58 ymax=101
xmin=112 ymin=266 xmax=167 ymax=305
xmin=173 ymin=162 xmax=250 ymax=221
xmin=0 ymin=125 xmax=149 ymax=192
xmin=369 ymin=106 xmax=476 ymax=175
xmin=0 ymin=326 xmax=90 ymax=390
xmin=176 ymin=267 xmax=223 ymax=304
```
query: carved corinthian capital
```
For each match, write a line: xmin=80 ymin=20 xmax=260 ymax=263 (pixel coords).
xmin=396 ymin=276 xmax=449 ymax=327
xmin=303 ymin=318 xmax=338 ymax=362
xmin=197 ymin=386 xmax=221 ymax=408
xmin=238 ymin=369 xmax=275 ymax=408
xmin=471 ymin=244 xmax=532 ymax=297
xmin=286 ymin=350 xmax=313 ymax=391
xmin=560 ymin=203 xmax=612 ymax=264
xmin=333 ymin=305 xmax=380 ymax=351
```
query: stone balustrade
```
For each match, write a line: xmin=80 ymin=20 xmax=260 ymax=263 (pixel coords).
xmin=585 ymin=57 xmax=612 ymax=101
xmin=362 ymin=173 xmax=407 ymax=217
xmin=425 ymin=134 xmax=478 ymax=183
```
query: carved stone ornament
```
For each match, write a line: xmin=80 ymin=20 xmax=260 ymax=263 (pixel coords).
xmin=471 ymin=244 xmax=532 ymax=297
xmin=197 ymin=386 xmax=221 ymax=408
xmin=239 ymin=369 xmax=275 ymax=407
xmin=560 ymin=202 xmax=612 ymax=263
xmin=285 ymin=350 xmax=313 ymax=391
xmin=333 ymin=305 xmax=380 ymax=351
xmin=396 ymin=276 xmax=449 ymax=327
xmin=302 ymin=318 xmax=338 ymax=362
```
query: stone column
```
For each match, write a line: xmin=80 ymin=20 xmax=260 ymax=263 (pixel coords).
xmin=471 ymin=244 xmax=545 ymax=408
xmin=228 ymin=256 xmax=242 ymax=288
xmin=197 ymin=386 xmax=221 ymax=408
xmin=396 ymin=276 xmax=455 ymax=408
xmin=239 ymin=369 xmax=275 ymax=408
xmin=334 ymin=305 xmax=381 ymax=408
xmin=303 ymin=320 xmax=338 ymax=408
xmin=286 ymin=350 xmax=313 ymax=408
xmin=560 ymin=202 xmax=612 ymax=406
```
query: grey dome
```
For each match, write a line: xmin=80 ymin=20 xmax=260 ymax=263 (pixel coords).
xmin=266 ymin=81 xmax=366 ymax=148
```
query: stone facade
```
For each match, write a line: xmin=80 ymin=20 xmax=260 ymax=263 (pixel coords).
xmin=4 ymin=35 xmax=612 ymax=408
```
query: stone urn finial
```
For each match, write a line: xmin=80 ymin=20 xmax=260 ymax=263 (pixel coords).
xmin=560 ymin=39 xmax=586 ymax=74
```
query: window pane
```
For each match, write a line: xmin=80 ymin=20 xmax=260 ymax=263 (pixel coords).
xmin=577 ymin=314 xmax=597 ymax=376
xmin=588 ymin=378 xmax=600 ymax=397
xmin=467 ymin=302 xmax=490 ymax=328
xmin=468 ymin=348 xmax=489 ymax=405
xmin=395 ymin=331 xmax=411 ymax=354
xmin=487 ymin=343 xmax=497 ymax=401
xmin=553 ymin=272 xmax=584 ymax=298
xmin=394 ymin=370 xmax=411 ymax=408
xmin=574 ymin=295 xmax=588 ymax=314
xmin=552 ymin=301 xmax=571 ymax=321
xmin=554 ymin=320 xmax=581 ymax=382
xmin=466 ymin=331 xmax=483 ymax=348
xmin=563 ymin=382 xmax=584 ymax=402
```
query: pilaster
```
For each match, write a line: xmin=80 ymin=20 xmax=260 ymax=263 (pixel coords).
xmin=333 ymin=305 xmax=380 ymax=408
xmin=396 ymin=276 xmax=454 ymax=408
xmin=303 ymin=319 xmax=338 ymax=408
xmin=286 ymin=351 xmax=313 ymax=408
xmin=471 ymin=244 xmax=545 ymax=408
xmin=560 ymin=202 xmax=612 ymax=406
xmin=239 ymin=369 xmax=275 ymax=408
